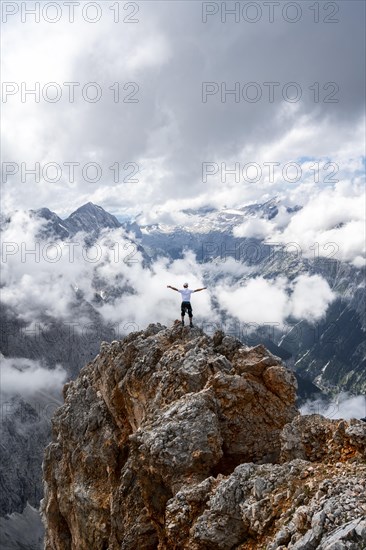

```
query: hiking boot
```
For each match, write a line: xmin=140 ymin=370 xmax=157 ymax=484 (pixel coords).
xmin=181 ymin=320 xmax=184 ymax=327
xmin=189 ymin=322 xmax=194 ymax=328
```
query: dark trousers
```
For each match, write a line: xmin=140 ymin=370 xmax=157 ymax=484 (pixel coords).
xmin=181 ymin=301 xmax=193 ymax=318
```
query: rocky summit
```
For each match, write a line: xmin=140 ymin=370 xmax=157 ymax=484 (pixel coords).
xmin=41 ymin=323 xmax=366 ymax=549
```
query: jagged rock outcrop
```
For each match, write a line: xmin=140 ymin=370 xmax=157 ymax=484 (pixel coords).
xmin=41 ymin=323 xmax=366 ymax=549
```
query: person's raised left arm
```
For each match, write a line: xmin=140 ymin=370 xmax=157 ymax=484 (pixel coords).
xmin=193 ymin=287 xmax=207 ymax=293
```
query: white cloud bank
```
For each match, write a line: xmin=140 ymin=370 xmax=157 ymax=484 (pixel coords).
xmin=300 ymin=393 xmax=366 ymax=420
xmin=230 ymin=181 xmax=365 ymax=266
xmin=0 ymin=211 xmax=215 ymax=330
xmin=1 ymin=207 xmax=341 ymax=334
xmin=218 ymin=274 xmax=336 ymax=326
xmin=233 ymin=217 xmax=276 ymax=239
xmin=289 ymin=274 xmax=336 ymax=322
xmin=0 ymin=356 xmax=67 ymax=397
xmin=271 ymin=183 xmax=366 ymax=264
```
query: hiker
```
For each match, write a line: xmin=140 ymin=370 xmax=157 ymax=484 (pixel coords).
xmin=167 ymin=282 xmax=207 ymax=327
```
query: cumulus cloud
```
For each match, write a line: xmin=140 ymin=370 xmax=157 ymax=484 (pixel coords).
xmin=0 ymin=211 xmax=145 ymax=324
xmin=270 ymin=182 xmax=365 ymax=263
xmin=0 ymin=356 xmax=67 ymax=397
xmin=289 ymin=274 xmax=336 ymax=322
xmin=0 ymin=202 xmax=344 ymax=340
xmin=225 ymin=180 xmax=365 ymax=266
xmin=0 ymin=211 xmax=215 ymax=330
xmin=218 ymin=274 xmax=335 ymax=326
xmin=233 ymin=218 xmax=275 ymax=239
xmin=218 ymin=277 xmax=290 ymax=326
xmin=97 ymin=250 xmax=215 ymax=327
xmin=352 ymin=256 xmax=366 ymax=268
xmin=300 ymin=393 xmax=366 ymax=420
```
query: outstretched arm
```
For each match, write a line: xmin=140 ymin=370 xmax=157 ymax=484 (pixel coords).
xmin=193 ymin=287 xmax=207 ymax=293
xmin=167 ymin=285 xmax=179 ymax=291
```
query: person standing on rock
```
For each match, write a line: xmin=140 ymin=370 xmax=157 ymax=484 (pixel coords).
xmin=167 ymin=282 xmax=207 ymax=327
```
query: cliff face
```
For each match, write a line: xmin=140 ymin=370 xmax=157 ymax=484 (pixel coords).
xmin=41 ymin=323 xmax=366 ymax=549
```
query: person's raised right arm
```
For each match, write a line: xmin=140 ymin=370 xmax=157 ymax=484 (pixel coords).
xmin=167 ymin=285 xmax=179 ymax=291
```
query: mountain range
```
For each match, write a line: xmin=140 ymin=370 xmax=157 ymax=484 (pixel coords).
xmin=0 ymin=199 xmax=365 ymax=549
xmin=2 ymin=199 xmax=365 ymax=394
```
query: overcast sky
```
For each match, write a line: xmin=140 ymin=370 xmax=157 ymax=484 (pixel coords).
xmin=2 ymin=0 xmax=365 ymax=220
